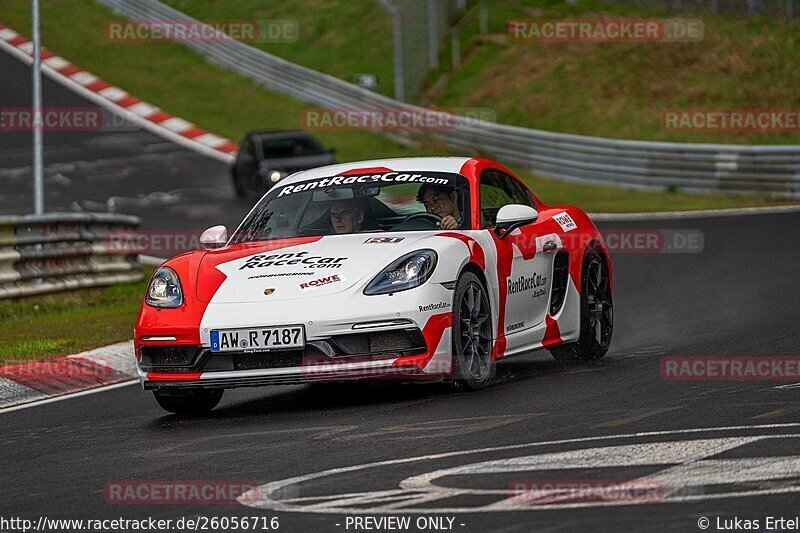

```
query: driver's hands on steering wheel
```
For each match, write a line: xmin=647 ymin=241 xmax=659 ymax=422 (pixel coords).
xmin=437 ymin=215 xmax=458 ymax=230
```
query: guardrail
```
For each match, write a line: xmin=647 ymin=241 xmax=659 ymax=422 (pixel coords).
xmin=0 ymin=213 xmax=144 ymax=299
xmin=613 ymin=0 xmax=795 ymax=18
xmin=96 ymin=0 xmax=800 ymax=198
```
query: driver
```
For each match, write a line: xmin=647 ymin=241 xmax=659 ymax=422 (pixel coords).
xmin=330 ymin=200 xmax=365 ymax=234
xmin=417 ymin=184 xmax=460 ymax=230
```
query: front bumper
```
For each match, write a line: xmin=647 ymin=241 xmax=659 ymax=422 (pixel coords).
xmin=137 ymin=317 xmax=454 ymax=389
xmin=137 ymin=283 xmax=456 ymax=389
xmin=138 ymin=358 xmax=430 ymax=390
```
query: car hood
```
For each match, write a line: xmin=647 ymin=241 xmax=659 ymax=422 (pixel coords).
xmin=196 ymin=232 xmax=438 ymax=304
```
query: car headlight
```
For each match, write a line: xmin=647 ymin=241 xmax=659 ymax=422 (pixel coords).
xmin=364 ymin=250 xmax=437 ymax=296
xmin=145 ymin=267 xmax=184 ymax=308
xmin=269 ymin=170 xmax=285 ymax=183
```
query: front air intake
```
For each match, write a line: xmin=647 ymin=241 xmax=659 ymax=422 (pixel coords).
xmin=138 ymin=345 xmax=201 ymax=368
xmin=549 ymin=251 xmax=570 ymax=316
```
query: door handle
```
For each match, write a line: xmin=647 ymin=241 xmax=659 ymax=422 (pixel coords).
xmin=542 ymin=241 xmax=558 ymax=252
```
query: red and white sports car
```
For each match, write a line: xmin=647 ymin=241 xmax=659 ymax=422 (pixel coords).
xmin=135 ymin=157 xmax=613 ymax=414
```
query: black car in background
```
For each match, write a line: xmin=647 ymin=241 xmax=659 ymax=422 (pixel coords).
xmin=231 ymin=130 xmax=335 ymax=196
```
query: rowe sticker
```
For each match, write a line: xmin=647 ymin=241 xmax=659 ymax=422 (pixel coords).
xmin=298 ymin=274 xmax=346 ymax=291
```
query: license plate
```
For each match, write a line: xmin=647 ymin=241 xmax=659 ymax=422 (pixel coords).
xmin=210 ymin=326 xmax=305 ymax=352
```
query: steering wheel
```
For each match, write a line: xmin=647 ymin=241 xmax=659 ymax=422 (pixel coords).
xmin=401 ymin=212 xmax=443 ymax=226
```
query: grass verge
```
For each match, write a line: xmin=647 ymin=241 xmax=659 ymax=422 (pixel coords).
xmin=124 ymin=0 xmax=800 ymax=145
xmin=0 ymin=270 xmax=150 ymax=365
xmin=160 ymin=0 xmax=396 ymax=97
xmin=424 ymin=0 xmax=800 ymax=144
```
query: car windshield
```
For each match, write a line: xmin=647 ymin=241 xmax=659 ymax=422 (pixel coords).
xmin=230 ymin=171 xmax=469 ymax=243
xmin=262 ymin=135 xmax=325 ymax=157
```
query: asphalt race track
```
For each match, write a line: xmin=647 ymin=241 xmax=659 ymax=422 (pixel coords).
xmin=4 ymin=46 xmax=800 ymax=533
xmin=4 ymin=194 xmax=800 ymax=531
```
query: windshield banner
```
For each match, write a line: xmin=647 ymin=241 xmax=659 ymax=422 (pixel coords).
xmin=276 ymin=172 xmax=455 ymax=197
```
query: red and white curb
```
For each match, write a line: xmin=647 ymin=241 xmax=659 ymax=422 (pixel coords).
xmin=0 ymin=341 xmax=137 ymax=410
xmin=0 ymin=22 xmax=238 ymax=164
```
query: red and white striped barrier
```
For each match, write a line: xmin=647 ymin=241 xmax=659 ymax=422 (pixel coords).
xmin=0 ymin=22 xmax=238 ymax=163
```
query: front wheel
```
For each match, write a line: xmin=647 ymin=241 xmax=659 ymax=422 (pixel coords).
xmin=450 ymin=272 xmax=495 ymax=390
xmin=550 ymin=250 xmax=613 ymax=364
xmin=153 ymin=388 xmax=224 ymax=415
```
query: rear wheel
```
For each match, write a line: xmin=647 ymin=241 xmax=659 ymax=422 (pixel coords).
xmin=450 ymin=272 xmax=495 ymax=390
xmin=153 ymin=388 xmax=224 ymax=415
xmin=550 ymin=250 xmax=613 ymax=363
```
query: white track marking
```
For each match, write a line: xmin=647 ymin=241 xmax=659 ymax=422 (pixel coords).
xmin=127 ymin=101 xmax=159 ymax=117
xmin=160 ymin=117 xmax=193 ymax=133
xmin=42 ymin=56 xmax=69 ymax=69
xmin=98 ymin=86 xmax=129 ymax=102
xmin=774 ymin=382 xmax=800 ymax=389
xmin=195 ymin=133 xmax=229 ymax=148
xmin=0 ymin=28 xmax=20 ymax=41
xmin=240 ymin=424 xmax=800 ymax=513
xmin=0 ymin=380 xmax=137 ymax=415
xmin=70 ymin=71 xmax=98 ymax=86
xmin=398 ymin=438 xmax=763 ymax=491
xmin=0 ymin=378 xmax=46 ymax=408
xmin=68 ymin=340 xmax=137 ymax=375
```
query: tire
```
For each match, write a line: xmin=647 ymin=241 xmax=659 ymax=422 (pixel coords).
xmin=550 ymin=249 xmax=613 ymax=364
xmin=232 ymin=170 xmax=246 ymax=198
xmin=450 ymin=272 xmax=495 ymax=390
xmin=153 ymin=388 xmax=224 ymax=415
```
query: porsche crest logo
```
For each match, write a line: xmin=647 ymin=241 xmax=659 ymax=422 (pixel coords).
xmin=263 ymin=288 xmax=276 ymax=296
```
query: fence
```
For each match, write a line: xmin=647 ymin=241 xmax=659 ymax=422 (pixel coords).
xmin=376 ymin=0 xmax=467 ymax=100
xmin=0 ymin=213 xmax=144 ymax=299
xmin=96 ymin=0 xmax=800 ymax=198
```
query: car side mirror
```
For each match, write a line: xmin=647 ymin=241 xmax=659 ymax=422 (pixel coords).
xmin=493 ymin=204 xmax=538 ymax=239
xmin=199 ymin=225 xmax=228 ymax=249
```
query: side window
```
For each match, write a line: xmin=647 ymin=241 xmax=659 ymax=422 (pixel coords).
xmin=479 ymin=171 xmax=533 ymax=228
xmin=508 ymin=178 xmax=535 ymax=208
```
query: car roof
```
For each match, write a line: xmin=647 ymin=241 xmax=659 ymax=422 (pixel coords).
xmin=279 ymin=157 xmax=474 ymax=186
xmin=248 ymin=129 xmax=315 ymax=139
